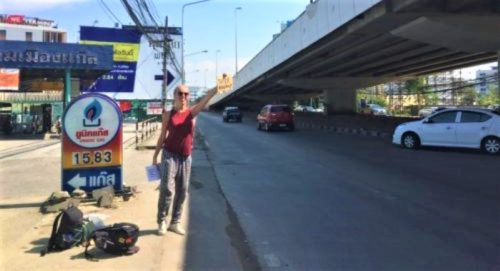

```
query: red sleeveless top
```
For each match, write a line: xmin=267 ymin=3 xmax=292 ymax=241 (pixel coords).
xmin=164 ymin=109 xmax=195 ymax=156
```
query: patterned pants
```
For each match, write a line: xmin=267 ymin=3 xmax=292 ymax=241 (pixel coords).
xmin=157 ymin=150 xmax=192 ymax=225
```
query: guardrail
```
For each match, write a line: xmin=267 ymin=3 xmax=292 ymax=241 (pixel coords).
xmin=135 ymin=117 xmax=160 ymax=150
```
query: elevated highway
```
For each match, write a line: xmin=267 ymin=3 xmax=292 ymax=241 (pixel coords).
xmin=210 ymin=0 xmax=500 ymax=113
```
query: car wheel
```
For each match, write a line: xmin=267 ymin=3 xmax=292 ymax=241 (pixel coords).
xmin=264 ymin=122 xmax=270 ymax=132
xmin=482 ymin=137 xmax=500 ymax=154
xmin=402 ymin=132 xmax=420 ymax=149
xmin=289 ymin=124 xmax=295 ymax=131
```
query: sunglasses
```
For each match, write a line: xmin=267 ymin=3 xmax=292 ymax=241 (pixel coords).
xmin=177 ymin=92 xmax=189 ymax=97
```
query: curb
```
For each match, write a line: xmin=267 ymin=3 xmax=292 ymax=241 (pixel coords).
xmin=296 ymin=121 xmax=391 ymax=140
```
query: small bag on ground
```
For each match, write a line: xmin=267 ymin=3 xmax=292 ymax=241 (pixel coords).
xmin=40 ymin=205 xmax=94 ymax=256
xmin=85 ymin=223 xmax=140 ymax=259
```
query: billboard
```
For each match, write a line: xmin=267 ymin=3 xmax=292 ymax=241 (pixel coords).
xmin=217 ymin=73 xmax=233 ymax=92
xmin=80 ymin=27 xmax=141 ymax=93
xmin=80 ymin=26 xmax=182 ymax=101
xmin=147 ymin=102 xmax=163 ymax=115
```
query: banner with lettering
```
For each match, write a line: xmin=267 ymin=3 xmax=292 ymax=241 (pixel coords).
xmin=0 ymin=40 xmax=113 ymax=70
xmin=80 ymin=26 xmax=141 ymax=93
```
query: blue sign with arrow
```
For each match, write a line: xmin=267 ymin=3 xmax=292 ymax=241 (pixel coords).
xmin=62 ymin=166 xmax=122 ymax=193
xmin=154 ymin=70 xmax=175 ymax=85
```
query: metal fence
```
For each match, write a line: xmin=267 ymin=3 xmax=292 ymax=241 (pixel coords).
xmin=135 ymin=116 xmax=159 ymax=149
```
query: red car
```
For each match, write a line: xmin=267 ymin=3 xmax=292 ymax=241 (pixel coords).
xmin=256 ymin=104 xmax=294 ymax=131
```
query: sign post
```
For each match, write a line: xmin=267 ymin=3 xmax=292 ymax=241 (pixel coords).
xmin=63 ymin=69 xmax=71 ymax=109
xmin=61 ymin=93 xmax=123 ymax=193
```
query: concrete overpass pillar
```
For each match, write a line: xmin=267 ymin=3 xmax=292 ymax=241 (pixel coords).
xmin=323 ymin=89 xmax=357 ymax=114
xmin=278 ymin=77 xmax=398 ymax=114
xmin=498 ymin=51 xmax=500 ymax=105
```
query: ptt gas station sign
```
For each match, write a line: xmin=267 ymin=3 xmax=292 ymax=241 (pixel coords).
xmin=61 ymin=93 xmax=122 ymax=193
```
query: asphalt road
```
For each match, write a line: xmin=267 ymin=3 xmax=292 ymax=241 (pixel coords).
xmin=196 ymin=112 xmax=500 ymax=271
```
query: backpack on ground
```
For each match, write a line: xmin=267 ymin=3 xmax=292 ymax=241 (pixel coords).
xmin=40 ymin=205 xmax=94 ymax=256
xmin=85 ymin=223 xmax=140 ymax=259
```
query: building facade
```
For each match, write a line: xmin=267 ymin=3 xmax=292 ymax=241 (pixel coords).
xmin=0 ymin=14 xmax=67 ymax=134
xmin=475 ymin=67 xmax=498 ymax=94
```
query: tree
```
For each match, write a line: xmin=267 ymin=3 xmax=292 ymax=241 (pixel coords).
xmin=424 ymin=92 xmax=439 ymax=105
xmin=459 ymin=87 xmax=477 ymax=106
xmin=405 ymin=77 xmax=426 ymax=106
xmin=477 ymin=85 xmax=499 ymax=106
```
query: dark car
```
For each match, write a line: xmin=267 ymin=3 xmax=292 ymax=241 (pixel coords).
xmin=256 ymin=104 xmax=294 ymax=131
xmin=222 ymin=106 xmax=242 ymax=122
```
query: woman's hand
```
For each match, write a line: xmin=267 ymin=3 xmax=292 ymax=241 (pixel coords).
xmin=207 ymin=87 xmax=218 ymax=96
xmin=153 ymin=154 xmax=158 ymax=166
xmin=190 ymin=87 xmax=219 ymax=117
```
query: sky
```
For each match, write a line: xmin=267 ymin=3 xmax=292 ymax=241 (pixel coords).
xmin=1 ymin=0 xmax=310 ymax=88
xmin=1 ymin=0 xmax=496 ymax=90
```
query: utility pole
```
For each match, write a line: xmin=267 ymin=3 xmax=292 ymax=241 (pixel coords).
xmin=234 ymin=7 xmax=242 ymax=74
xmin=161 ymin=16 xmax=169 ymax=108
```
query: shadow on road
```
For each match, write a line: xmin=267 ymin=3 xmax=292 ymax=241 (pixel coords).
xmin=0 ymin=202 xmax=41 ymax=209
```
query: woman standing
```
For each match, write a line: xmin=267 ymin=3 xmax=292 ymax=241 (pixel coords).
xmin=153 ymin=84 xmax=218 ymax=235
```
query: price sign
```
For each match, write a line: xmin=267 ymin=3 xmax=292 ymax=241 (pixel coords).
xmin=61 ymin=93 xmax=123 ymax=192
xmin=71 ymin=150 xmax=113 ymax=166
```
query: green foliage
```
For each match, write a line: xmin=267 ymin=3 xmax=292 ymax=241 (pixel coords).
xmin=405 ymin=78 xmax=426 ymax=94
xmin=369 ymin=96 xmax=387 ymax=107
xmin=424 ymin=92 xmax=439 ymax=105
xmin=477 ymin=86 xmax=499 ymax=106
xmin=459 ymin=87 xmax=477 ymax=106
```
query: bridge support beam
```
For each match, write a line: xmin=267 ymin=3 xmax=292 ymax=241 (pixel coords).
xmin=323 ymin=89 xmax=357 ymax=114
xmin=278 ymin=77 xmax=399 ymax=114
xmin=391 ymin=15 xmax=500 ymax=53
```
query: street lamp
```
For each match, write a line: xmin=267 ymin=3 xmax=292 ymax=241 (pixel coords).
xmin=234 ymin=7 xmax=242 ymax=74
xmin=182 ymin=0 xmax=212 ymax=84
xmin=215 ymin=49 xmax=221 ymax=86
xmin=185 ymin=49 xmax=208 ymax=58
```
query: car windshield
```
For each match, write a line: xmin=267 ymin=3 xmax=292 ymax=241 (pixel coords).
xmin=270 ymin=106 xmax=291 ymax=113
xmin=227 ymin=109 xmax=240 ymax=114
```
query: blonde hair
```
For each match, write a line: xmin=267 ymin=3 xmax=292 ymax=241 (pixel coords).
xmin=173 ymin=84 xmax=189 ymax=111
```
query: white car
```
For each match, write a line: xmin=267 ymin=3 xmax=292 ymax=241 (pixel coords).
xmin=367 ymin=104 xmax=387 ymax=116
xmin=418 ymin=106 xmax=452 ymax=118
xmin=393 ymin=108 xmax=500 ymax=154
xmin=302 ymin=106 xmax=317 ymax=112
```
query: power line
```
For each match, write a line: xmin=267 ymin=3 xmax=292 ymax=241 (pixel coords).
xmin=99 ymin=0 xmax=123 ymax=25
xmin=146 ymin=0 xmax=162 ymax=23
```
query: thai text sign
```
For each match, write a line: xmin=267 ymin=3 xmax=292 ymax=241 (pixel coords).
xmin=62 ymin=167 xmax=122 ymax=192
xmin=0 ymin=40 xmax=113 ymax=70
xmin=62 ymin=93 xmax=123 ymax=192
